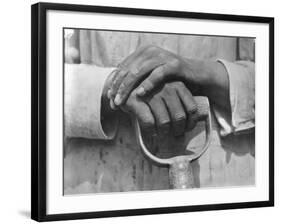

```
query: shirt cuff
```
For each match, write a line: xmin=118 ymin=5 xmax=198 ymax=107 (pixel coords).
xmin=214 ymin=59 xmax=255 ymax=136
xmin=65 ymin=64 xmax=118 ymax=139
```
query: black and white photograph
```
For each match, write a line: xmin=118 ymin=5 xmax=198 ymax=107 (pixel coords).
xmin=64 ymin=29 xmax=255 ymax=194
xmin=1 ymin=0 xmax=280 ymax=223
xmin=30 ymin=2 xmax=274 ymax=221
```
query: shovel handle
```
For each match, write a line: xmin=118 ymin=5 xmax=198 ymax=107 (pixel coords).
xmin=169 ymin=157 xmax=194 ymax=189
xmin=194 ymin=96 xmax=210 ymax=121
xmin=135 ymin=96 xmax=211 ymax=166
xmin=135 ymin=96 xmax=211 ymax=189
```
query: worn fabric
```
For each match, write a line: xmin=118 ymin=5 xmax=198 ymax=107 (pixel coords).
xmin=65 ymin=64 xmax=117 ymax=139
xmin=215 ymin=59 xmax=255 ymax=136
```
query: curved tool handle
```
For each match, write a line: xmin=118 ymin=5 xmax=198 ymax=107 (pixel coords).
xmin=194 ymin=96 xmax=210 ymax=121
xmin=135 ymin=96 xmax=212 ymax=165
xmin=169 ymin=97 xmax=211 ymax=189
xmin=135 ymin=96 xmax=212 ymax=189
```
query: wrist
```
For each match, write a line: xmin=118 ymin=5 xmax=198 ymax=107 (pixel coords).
xmin=180 ymin=59 xmax=208 ymax=95
xmin=182 ymin=59 xmax=228 ymax=96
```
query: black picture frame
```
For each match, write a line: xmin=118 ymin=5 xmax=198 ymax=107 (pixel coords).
xmin=31 ymin=2 xmax=274 ymax=222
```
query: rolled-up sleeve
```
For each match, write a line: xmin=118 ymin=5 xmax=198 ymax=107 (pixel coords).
xmin=214 ymin=59 xmax=255 ymax=136
xmin=65 ymin=64 xmax=118 ymax=139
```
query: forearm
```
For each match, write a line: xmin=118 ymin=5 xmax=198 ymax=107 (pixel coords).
xmin=103 ymin=59 xmax=231 ymax=114
xmin=183 ymin=59 xmax=231 ymax=112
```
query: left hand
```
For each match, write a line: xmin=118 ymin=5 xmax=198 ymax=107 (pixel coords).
xmin=121 ymin=81 xmax=198 ymax=137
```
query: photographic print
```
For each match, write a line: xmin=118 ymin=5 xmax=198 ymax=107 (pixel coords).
xmin=31 ymin=2 xmax=274 ymax=221
xmin=63 ymin=29 xmax=255 ymax=194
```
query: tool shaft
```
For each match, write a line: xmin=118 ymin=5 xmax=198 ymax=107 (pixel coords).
xmin=169 ymin=158 xmax=194 ymax=189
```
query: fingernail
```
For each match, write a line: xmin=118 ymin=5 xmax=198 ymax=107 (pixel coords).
xmin=136 ymin=87 xmax=145 ymax=96
xmin=110 ymin=99 xmax=117 ymax=110
xmin=114 ymin=94 xmax=122 ymax=105
xmin=107 ymin=89 xmax=112 ymax=99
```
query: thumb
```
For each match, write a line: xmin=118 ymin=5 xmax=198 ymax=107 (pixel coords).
xmin=136 ymin=65 xmax=167 ymax=96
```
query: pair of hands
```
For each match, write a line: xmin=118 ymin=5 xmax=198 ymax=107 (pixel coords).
xmin=106 ymin=45 xmax=201 ymax=137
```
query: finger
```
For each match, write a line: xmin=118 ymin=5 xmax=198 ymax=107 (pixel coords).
xmin=136 ymin=64 xmax=174 ymax=97
xmin=109 ymin=98 xmax=117 ymax=110
xmin=176 ymin=85 xmax=198 ymax=131
xmin=118 ymin=45 xmax=151 ymax=69
xmin=114 ymin=59 xmax=164 ymax=106
xmin=163 ymin=88 xmax=186 ymax=136
xmin=108 ymin=68 xmax=129 ymax=100
xmin=109 ymin=47 xmax=155 ymax=102
xmin=122 ymin=96 xmax=156 ymax=135
xmin=148 ymin=96 xmax=171 ymax=136
xmin=107 ymin=69 xmax=119 ymax=99
xmin=108 ymin=46 xmax=149 ymax=99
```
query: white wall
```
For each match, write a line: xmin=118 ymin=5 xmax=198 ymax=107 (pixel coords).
xmin=0 ymin=0 xmax=279 ymax=223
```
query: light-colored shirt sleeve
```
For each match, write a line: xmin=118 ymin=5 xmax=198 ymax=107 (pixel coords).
xmin=65 ymin=64 xmax=118 ymax=139
xmin=213 ymin=59 xmax=255 ymax=136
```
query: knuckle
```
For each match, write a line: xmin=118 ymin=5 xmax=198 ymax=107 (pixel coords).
xmin=161 ymin=89 xmax=169 ymax=97
xmin=159 ymin=119 xmax=171 ymax=128
xmin=187 ymin=106 xmax=198 ymax=114
xmin=112 ymin=78 xmax=120 ymax=88
xmin=111 ymin=70 xmax=127 ymax=88
xmin=141 ymin=118 xmax=154 ymax=129
xmin=158 ymin=52 xmax=167 ymax=59
xmin=128 ymin=70 xmax=139 ymax=80
xmin=176 ymin=81 xmax=185 ymax=89
xmin=173 ymin=113 xmax=186 ymax=122
xmin=167 ymin=81 xmax=184 ymax=91
xmin=164 ymin=81 xmax=172 ymax=88
xmin=158 ymin=65 xmax=165 ymax=74
xmin=171 ymin=58 xmax=180 ymax=65
xmin=152 ymin=65 xmax=165 ymax=77
xmin=162 ymin=84 xmax=173 ymax=95
xmin=169 ymin=58 xmax=181 ymax=69
xmin=120 ymin=72 xmax=139 ymax=90
xmin=120 ymin=78 xmax=135 ymax=91
xmin=118 ymin=82 xmax=127 ymax=92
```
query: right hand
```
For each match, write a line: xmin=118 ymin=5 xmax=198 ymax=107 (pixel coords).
xmin=122 ymin=81 xmax=199 ymax=137
xmin=108 ymin=45 xmax=198 ymax=108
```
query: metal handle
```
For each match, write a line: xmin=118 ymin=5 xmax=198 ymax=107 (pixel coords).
xmin=169 ymin=157 xmax=195 ymax=189
xmin=134 ymin=96 xmax=212 ymax=189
